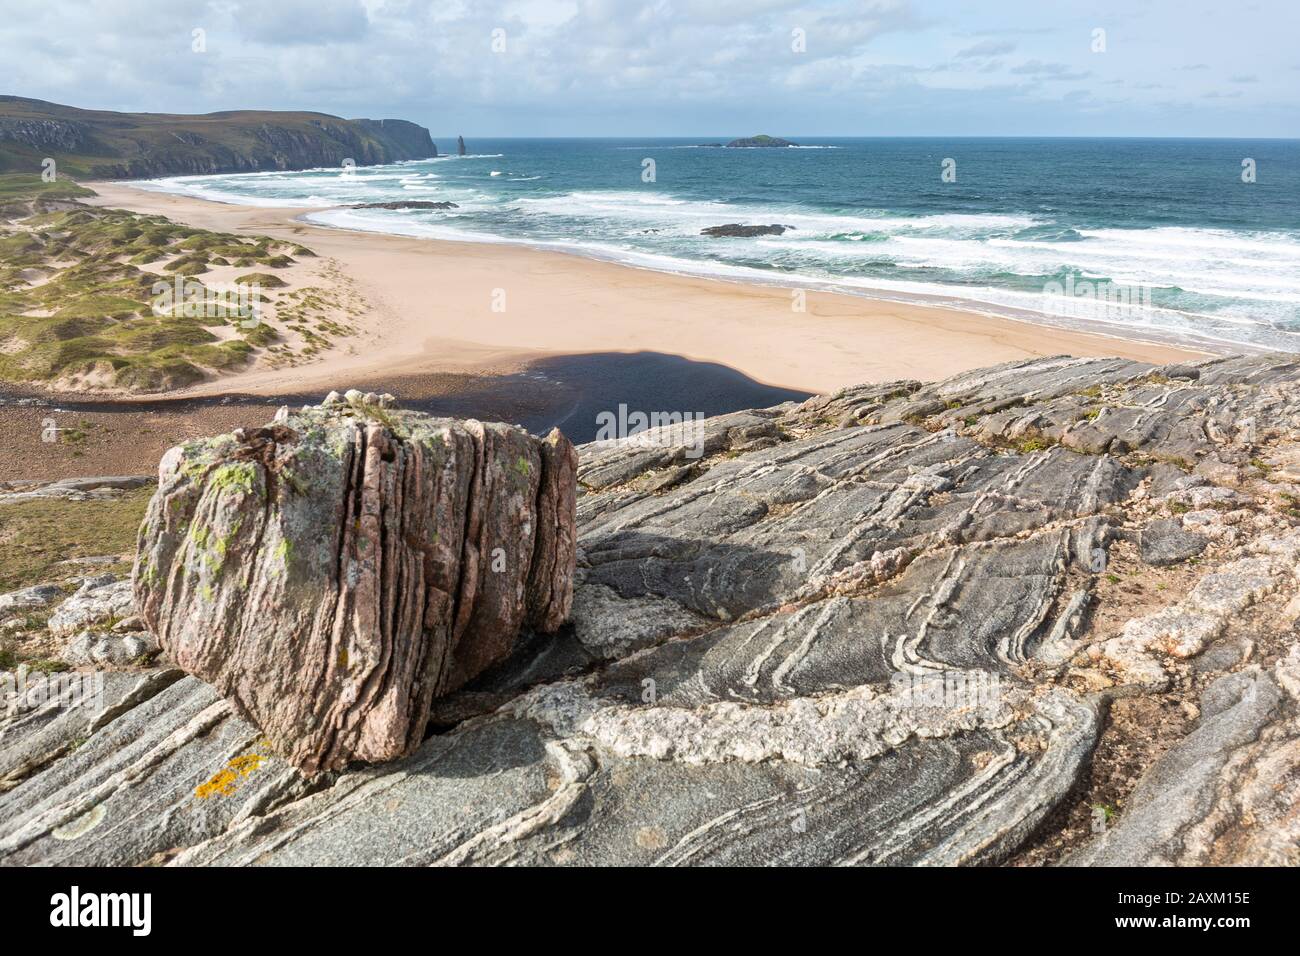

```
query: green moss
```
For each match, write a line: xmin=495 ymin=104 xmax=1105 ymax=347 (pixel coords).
xmin=1016 ymin=436 xmax=1053 ymax=454
xmin=272 ymin=538 xmax=293 ymax=568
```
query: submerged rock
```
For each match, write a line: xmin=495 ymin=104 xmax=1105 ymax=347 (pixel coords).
xmin=133 ymin=397 xmax=577 ymax=774
xmin=351 ymin=200 xmax=459 ymax=211
xmin=701 ymin=223 xmax=793 ymax=238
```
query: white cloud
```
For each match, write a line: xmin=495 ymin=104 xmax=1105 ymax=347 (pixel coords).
xmin=0 ymin=0 xmax=1295 ymax=136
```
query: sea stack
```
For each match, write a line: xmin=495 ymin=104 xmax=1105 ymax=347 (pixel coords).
xmin=458 ymin=135 xmax=466 ymax=156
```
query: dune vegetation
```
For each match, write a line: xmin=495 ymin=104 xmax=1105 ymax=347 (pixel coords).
xmin=0 ymin=173 xmax=349 ymax=392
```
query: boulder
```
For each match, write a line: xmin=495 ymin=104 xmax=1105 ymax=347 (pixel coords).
xmin=1139 ymin=517 xmax=1208 ymax=565
xmin=0 ymin=584 xmax=63 ymax=616
xmin=46 ymin=578 xmax=133 ymax=638
xmin=134 ymin=396 xmax=577 ymax=774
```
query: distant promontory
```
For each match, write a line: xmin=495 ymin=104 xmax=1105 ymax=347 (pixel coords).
xmin=0 ymin=96 xmax=438 ymax=179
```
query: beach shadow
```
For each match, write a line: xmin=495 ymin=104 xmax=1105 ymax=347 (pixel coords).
xmin=400 ymin=351 xmax=814 ymax=443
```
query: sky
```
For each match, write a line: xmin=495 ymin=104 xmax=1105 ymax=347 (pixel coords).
xmin=1 ymin=0 xmax=1297 ymax=138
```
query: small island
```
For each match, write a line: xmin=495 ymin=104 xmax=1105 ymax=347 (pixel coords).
xmin=726 ymin=134 xmax=798 ymax=148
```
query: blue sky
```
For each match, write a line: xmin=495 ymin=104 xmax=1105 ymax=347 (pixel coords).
xmin=3 ymin=0 xmax=1297 ymax=137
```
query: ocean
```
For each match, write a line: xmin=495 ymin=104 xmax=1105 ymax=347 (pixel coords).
xmin=137 ymin=137 xmax=1300 ymax=353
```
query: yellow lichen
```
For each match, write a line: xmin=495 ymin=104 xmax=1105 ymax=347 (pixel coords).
xmin=194 ymin=750 xmax=267 ymax=799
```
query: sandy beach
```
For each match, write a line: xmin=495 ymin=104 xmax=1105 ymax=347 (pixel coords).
xmin=84 ymin=181 xmax=1207 ymax=399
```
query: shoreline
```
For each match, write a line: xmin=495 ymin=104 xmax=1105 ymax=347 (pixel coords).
xmin=81 ymin=180 xmax=1210 ymax=400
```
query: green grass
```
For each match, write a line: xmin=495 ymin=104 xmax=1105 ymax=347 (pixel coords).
xmin=0 ymin=173 xmax=94 ymax=202
xmin=0 ymin=489 xmax=151 ymax=593
xmin=235 ymin=272 xmax=288 ymax=289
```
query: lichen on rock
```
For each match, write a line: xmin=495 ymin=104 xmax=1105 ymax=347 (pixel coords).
xmin=133 ymin=394 xmax=578 ymax=774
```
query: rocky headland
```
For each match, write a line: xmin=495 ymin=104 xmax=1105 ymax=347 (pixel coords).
xmin=0 ymin=97 xmax=437 ymax=179
xmin=3 ymin=354 xmax=1300 ymax=866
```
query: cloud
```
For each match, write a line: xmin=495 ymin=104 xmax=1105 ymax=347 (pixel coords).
xmin=1229 ymin=73 xmax=1259 ymax=83
xmin=955 ymin=39 xmax=1016 ymax=58
xmin=0 ymin=0 xmax=1295 ymax=136
xmin=1009 ymin=60 xmax=1090 ymax=81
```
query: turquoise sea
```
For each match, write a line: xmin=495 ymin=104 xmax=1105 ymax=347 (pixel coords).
xmin=138 ymin=137 xmax=1300 ymax=353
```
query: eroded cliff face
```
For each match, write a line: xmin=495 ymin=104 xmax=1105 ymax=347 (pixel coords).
xmin=3 ymin=354 xmax=1300 ymax=866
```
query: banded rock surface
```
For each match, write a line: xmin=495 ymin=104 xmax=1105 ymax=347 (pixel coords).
xmin=133 ymin=393 xmax=577 ymax=774
xmin=4 ymin=354 xmax=1300 ymax=865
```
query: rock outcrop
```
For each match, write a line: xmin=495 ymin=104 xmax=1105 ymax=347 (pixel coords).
xmin=701 ymin=223 xmax=793 ymax=238
xmin=352 ymin=200 xmax=459 ymax=211
xmin=5 ymin=354 xmax=1300 ymax=866
xmin=132 ymin=392 xmax=578 ymax=773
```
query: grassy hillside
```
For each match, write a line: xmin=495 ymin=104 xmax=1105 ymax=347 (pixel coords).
xmin=0 ymin=96 xmax=436 ymax=179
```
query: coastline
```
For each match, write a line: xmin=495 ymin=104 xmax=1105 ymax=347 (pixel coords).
xmin=82 ymin=180 xmax=1209 ymax=399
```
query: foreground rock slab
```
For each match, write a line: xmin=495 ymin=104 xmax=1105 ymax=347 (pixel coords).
xmin=133 ymin=396 xmax=577 ymax=774
xmin=6 ymin=354 xmax=1300 ymax=866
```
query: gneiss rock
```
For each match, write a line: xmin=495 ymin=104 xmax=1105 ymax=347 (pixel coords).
xmin=133 ymin=395 xmax=577 ymax=774
xmin=13 ymin=354 xmax=1300 ymax=867
xmin=1138 ymin=517 xmax=1207 ymax=566
xmin=0 ymin=584 xmax=64 ymax=615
